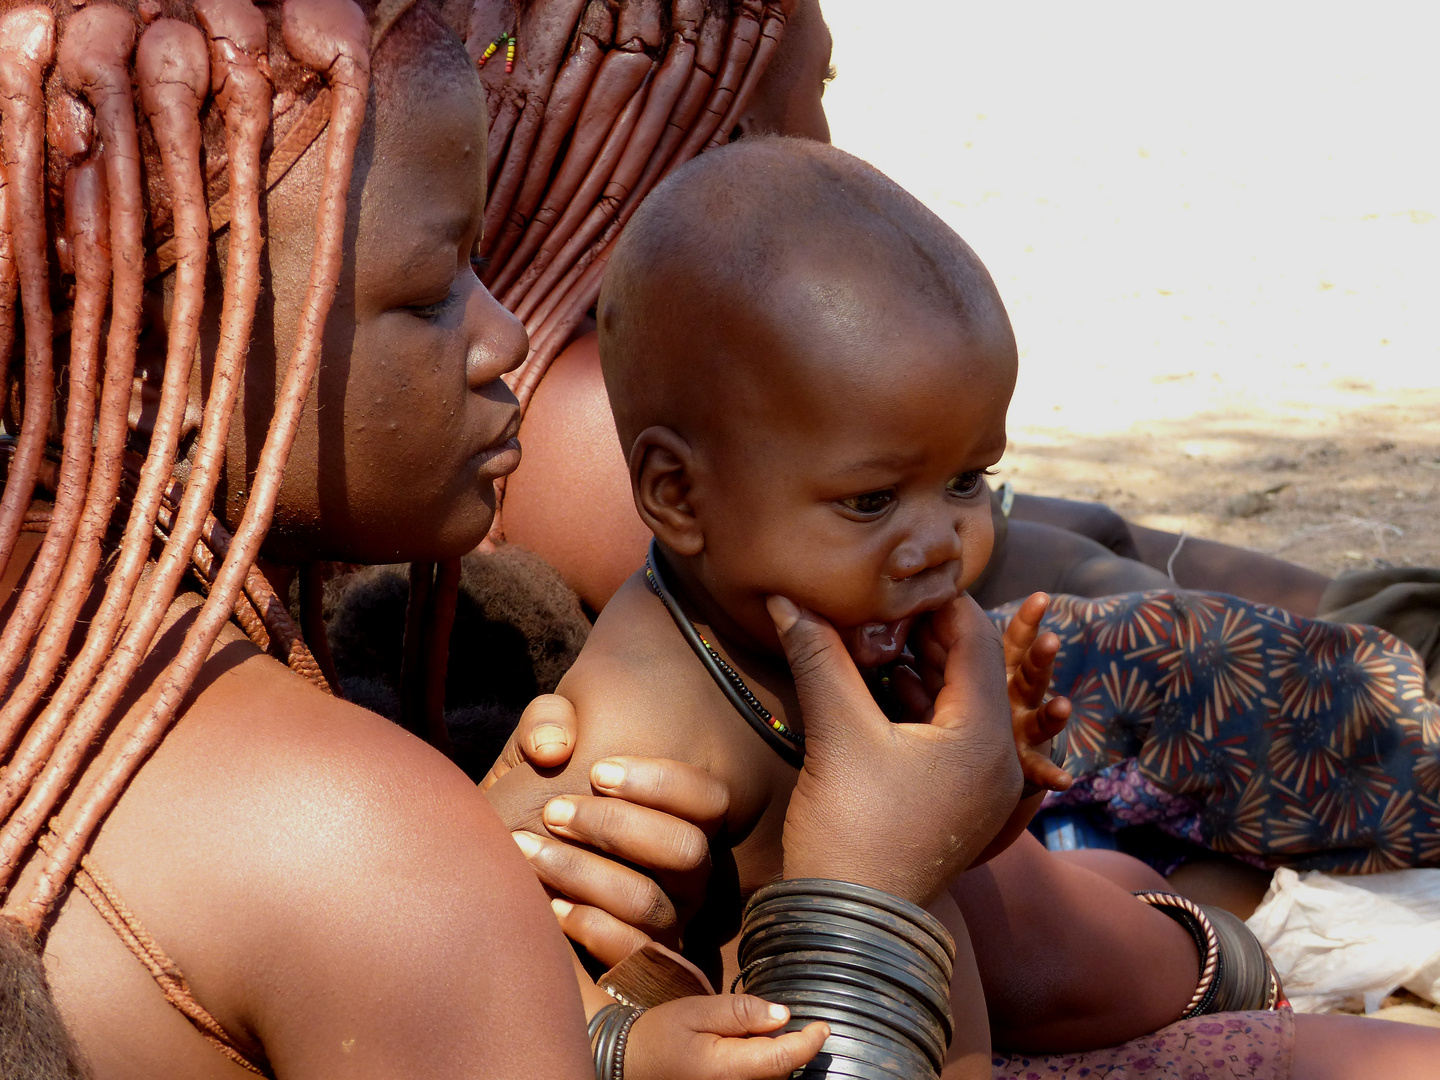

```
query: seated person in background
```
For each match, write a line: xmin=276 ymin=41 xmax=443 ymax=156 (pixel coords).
xmin=486 ymin=0 xmax=1353 ymax=631
xmin=485 ymin=136 xmax=1440 ymax=1078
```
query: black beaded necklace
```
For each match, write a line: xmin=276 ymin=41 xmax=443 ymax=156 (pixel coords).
xmin=643 ymin=541 xmax=805 ymax=768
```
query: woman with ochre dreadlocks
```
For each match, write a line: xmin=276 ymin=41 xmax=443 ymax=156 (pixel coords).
xmin=0 ymin=1 xmax=1015 ymax=1076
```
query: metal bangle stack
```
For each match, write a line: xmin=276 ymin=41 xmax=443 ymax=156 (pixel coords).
xmin=736 ymin=879 xmax=956 ymax=1080
xmin=588 ymin=1002 xmax=644 ymax=1080
xmin=1133 ymin=890 xmax=1285 ymax=1016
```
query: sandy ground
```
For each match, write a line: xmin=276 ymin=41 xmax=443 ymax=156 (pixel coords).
xmin=819 ymin=0 xmax=1440 ymax=576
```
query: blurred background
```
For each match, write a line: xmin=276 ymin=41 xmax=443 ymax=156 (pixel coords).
xmin=819 ymin=0 xmax=1440 ymax=573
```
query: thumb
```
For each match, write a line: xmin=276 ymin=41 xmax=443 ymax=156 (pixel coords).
xmin=931 ymin=595 xmax=1009 ymax=731
xmin=516 ymin=693 xmax=578 ymax=768
xmin=701 ymin=994 xmax=792 ymax=1037
xmin=480 ymin=694 xmax=577 ymax=790
xmin=765 ymin=596 xmax=879 ymax=747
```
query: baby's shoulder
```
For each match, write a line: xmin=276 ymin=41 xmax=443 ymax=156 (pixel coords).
xmin=562 ymin=573 xmax=737 ymax=760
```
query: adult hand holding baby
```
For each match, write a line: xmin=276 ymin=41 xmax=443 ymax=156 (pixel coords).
xmin=484 ymin=695 xmax=727 ymax=966
xmin=768 ymin=593 xmax=1022 ymax=907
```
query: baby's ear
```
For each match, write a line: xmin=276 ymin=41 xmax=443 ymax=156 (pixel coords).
xmin=630 ymin=425 xmax=703 ymax=556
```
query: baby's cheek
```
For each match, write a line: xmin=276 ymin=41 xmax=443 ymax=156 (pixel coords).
xmin=794 ymin=553 xmax=896 ymax=625
xmin=958 ymin=507 xmax=996 ymax=588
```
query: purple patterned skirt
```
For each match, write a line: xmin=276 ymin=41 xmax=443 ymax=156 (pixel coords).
xmin=993 ymin=1007 xmax=1294 ymax=1079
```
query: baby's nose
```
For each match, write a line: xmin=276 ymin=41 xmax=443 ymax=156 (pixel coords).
xmin=888 ymin=519 xmax=964 ymax=580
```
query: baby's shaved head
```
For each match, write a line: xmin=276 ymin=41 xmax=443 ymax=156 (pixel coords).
xmin=598 ymin=137 xmax=1015 ymax=455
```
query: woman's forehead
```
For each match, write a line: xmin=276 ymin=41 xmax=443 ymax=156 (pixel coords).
xmin=366 ymin=46 xmax=487 ymax=215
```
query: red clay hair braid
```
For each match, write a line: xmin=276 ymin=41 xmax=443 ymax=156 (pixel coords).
xmin=0 ymin=0 xmax=409 ymax=935
xmin=462 ymin=0 xmax=791 ymax=544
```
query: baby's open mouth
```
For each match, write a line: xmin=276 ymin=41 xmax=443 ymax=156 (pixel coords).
xmin=843 ymin=616 xmax=916 ymax=669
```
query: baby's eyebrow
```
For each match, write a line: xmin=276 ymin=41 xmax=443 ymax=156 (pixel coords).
xmin=829 ymin=449 xmax=926 ymax=477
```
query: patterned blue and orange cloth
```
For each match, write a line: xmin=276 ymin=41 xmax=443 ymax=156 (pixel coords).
xmin=988 ymin=591 xmax=1440 ymax=874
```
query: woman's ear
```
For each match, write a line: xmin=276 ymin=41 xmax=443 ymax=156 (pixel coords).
xmin=629 ymin=425 xmax=704 ymax=557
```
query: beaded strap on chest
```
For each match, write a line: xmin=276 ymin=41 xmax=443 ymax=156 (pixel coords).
xmin=643 ymin=541 xmax=804 ymax=768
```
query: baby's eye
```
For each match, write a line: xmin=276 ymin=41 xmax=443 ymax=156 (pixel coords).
xmin=946 ymin=471 xmax=987 ymax=499
xmin=840 ymin=489 xmax=895 ymax=516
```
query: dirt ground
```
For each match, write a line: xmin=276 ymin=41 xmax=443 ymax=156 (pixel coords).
xmin=818 ymin=0 xmax=1440 ymax=581
xmin=1002 ymin=386 xmax=1440 ymax=578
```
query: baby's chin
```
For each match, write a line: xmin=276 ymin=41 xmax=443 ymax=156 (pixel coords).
xmin=840 ymin=616 xmax=917 ymax=670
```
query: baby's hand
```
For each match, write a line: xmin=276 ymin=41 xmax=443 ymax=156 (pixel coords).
xmin=1002 ymin=592 xmax=1073 ymax=795
xmin=624 ymin=996 xmax=829 ymax=1080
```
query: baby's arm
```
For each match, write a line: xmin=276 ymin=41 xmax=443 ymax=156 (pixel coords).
xmin=484 ymin=635 xmax=724 ymax=947
xmin=485 ymin=573 xmax=783 ymax=960
xmin=485 ymin=575 xmax=731 ymax=813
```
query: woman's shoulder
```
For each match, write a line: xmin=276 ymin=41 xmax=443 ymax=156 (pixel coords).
xmin=44 ymin=624 xmax=582 ymax=1077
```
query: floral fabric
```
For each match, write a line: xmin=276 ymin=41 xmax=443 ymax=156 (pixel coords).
xmin=992 ymin=1006 xmax=1294 ymax=1079
xmin=987 ymin=591 xmax=1440 ymax=873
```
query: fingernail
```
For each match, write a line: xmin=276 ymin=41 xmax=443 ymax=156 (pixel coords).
xmin=767 ymin=595 xmax=800 ymax=632
xmin=543 ymin=798 xmax=576 ymax=827
xmin=551 ymin=897 xmax=574 ymax=918
xmin=532 ymin=724 xmax=569 ymax=752
xmin=768 ymin=1003 xmax=788 ymax=1022
xmin=512 ymin=830 xmax=542 ymax=858
xmin=592 ymin=760 xmax=626 ymax=788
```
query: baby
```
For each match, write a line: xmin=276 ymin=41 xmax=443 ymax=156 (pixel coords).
xmin=487 ymin=137 xmax=1139 ymax=1067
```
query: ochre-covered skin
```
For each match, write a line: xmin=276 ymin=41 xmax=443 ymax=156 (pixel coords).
xmin=0 ymin=5 xmax=589 ymax=1075
xmin=501 ymin=330 xmax=651 ymax=609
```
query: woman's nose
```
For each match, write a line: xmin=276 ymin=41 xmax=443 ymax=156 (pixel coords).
xmin=464 ymin=280 xmax=529 ymax=390
xmin=888 ymin=513 xmax=964 ymax=580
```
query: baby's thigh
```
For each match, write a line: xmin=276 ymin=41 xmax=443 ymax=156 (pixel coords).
xmin=1290 ymin=1013 xmax=1440 ymax=1080
xmin=950 ymin=831 xmax=1198 ymax=1053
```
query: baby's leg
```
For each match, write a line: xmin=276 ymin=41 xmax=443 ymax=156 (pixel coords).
xmin=1127 ymin=523 xmax=1330 ymax=615
xmin=971 ymin=519 xmax=1172 ymax=608
xmin=1006 ymin=493 xmax=1142 ymax=558
xmin=950 ymin=830 xmax=1200 ymax=1052
xmin=1291 ymin=1014 xmax=1440 ymax=1079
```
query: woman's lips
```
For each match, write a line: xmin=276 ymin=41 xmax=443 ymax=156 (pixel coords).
xmin=473 ymin=435 xmax=521 ymax=480
xmin=843 ymin=616 xmax=916 ymax=669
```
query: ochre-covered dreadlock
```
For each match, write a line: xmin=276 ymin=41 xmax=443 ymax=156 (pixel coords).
xmin=0 ymin=0 xmax=413 ymax=941
xmin=463 ymin=0 xmax=790 ymax=542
